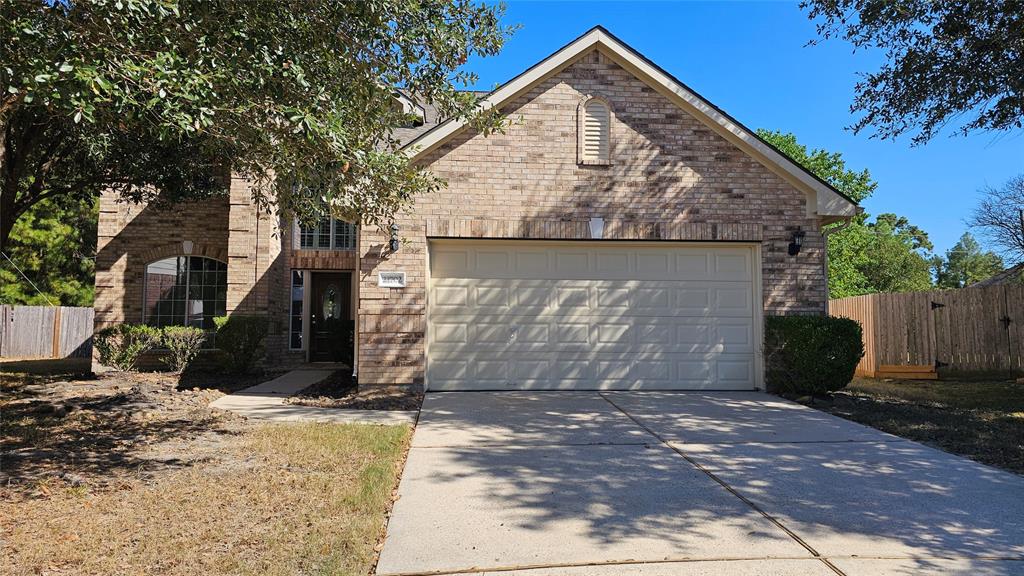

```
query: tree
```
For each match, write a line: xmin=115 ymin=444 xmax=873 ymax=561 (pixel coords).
xmin=0 ymin=0 xmax=515 ymax=250
xmin=968 ymin=174 xmax=1024 ymax=263
xmin=758 ymin=129 xmax=935 ymax=296
xmin=757 ymin=130 xmax=876 ymax=203
xmin=861 ymin=213 xmax=934 ymax=293
xmin=0 ymin=195 xmax=96 ymax=305
xmin=933 ymin=232 xmax=1004 ymax=288
xmin=802 ymin=0 xmax=1024 ymax=144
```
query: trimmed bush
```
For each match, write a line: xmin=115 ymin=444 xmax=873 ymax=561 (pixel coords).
xmin=161 ymin=326 xmax=207 ymax=373
xmin=764 ymin=315 xmax=864 ymax=395
xmin=213 ymin=315 xmax=268 ymax=373
xmin=94 ymin=324 xmax=162 ymax=372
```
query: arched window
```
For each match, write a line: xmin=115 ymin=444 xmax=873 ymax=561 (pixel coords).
xmin=144 ymin=256 xmax=227 ymax=329
xmin=578 ymin=97 xmax=611 ymax=165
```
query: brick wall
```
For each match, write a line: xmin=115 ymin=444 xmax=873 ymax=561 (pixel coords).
xmin=94 ymin=190 xmax=230 ymax=329
xmin=356 ymin=49 xmax=826 ymax=387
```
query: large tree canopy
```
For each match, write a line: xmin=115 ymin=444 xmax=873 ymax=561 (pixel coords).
xmin=758 ymin=129 xmax=935 ymax=297
xmin=802 ymin=0 xmax=1024 ymax=144
xmin=0 ymin=0 xmax=515 ymax=250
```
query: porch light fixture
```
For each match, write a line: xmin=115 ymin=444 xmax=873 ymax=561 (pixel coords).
xmin=589 ymin=217 xmax=605 ymax=240
xmin=389 ymin=223 xmax=400 ymax=253
xmin=788 ymin=228 xmax=805 ymax=256
xmin=181 ymin=240 xmax=194 ymax=255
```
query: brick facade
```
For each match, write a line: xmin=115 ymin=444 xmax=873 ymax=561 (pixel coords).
xmin=94 ymin=190 xmax=230 ymax=329
xmin=94 ymin=49 xmax=831 ymax=386
xmin=355 ymin=50 xmax=826 ymax=387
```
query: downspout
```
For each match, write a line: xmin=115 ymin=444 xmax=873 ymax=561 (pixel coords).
xmin=820 ymin=214 xmax=855 ymax=315
xmin=352 ymin=225 xmax=360 ymax=379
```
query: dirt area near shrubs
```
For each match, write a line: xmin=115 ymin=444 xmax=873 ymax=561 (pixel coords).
xmin=0 ymin=359 xmax=412 ymax=576
xmin=813 ymin=376 xmax=1024 ymax=475
xmin=1 ymin=359 xmax=279 ymax=491
xmin=284 ymin=369 xmax=423 ymax=411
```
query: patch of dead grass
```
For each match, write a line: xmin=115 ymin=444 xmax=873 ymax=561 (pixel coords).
xmin=1 ymin=422 xmax=411 ymax=576
xmin=821 ymin=377 xmax=1024 ymax=474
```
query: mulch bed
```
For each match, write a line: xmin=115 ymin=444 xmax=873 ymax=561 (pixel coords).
xmin=284 ymin=370 xmax=422 ymax=411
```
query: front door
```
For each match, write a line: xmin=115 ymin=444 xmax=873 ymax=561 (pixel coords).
xmin=310 ymin=272 xmax=352 ymax=362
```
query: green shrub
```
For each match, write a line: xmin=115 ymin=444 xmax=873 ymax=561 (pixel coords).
xmin=160 ymin=326 xmax=207 ymax=373
xmin=764 ymin=315 xmax=864 ymax=395
xmin=94 ymin=324 xmax=162 ymax=372
xmin=213 ymin=315 xmax=268 ymax=373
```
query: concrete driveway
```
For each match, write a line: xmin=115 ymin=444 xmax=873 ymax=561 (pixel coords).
xmin=376 ymin=392 xmax=1024 ymax=576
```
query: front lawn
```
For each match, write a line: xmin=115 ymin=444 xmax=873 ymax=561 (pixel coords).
xmin=822 ymin=377 xmax=1024 ymax=474
xmin=1 ymin=363 xmax=412 ymax=576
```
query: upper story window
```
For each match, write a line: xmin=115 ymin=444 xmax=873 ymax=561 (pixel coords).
xmin=578 ymin=97 xmax=611 ymax=165
xmin=297 ymin=217 xmax=357 ymax=251
xmin=144 ymin=256 xmax=227 ymax=330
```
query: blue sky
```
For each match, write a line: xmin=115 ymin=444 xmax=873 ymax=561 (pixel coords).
xmin=464 ymin=1 xmax=1023 ymax=256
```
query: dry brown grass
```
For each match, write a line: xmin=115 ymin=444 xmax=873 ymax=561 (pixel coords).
xmin=1 ymin=422 xmax=411 ymax=576
xmin=821 ymin=377 xmax=1024 ymax=474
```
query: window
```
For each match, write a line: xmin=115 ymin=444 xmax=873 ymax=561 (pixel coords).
xmin=289 ymin=270 xmax=304 ymax=350
xmin=578 ymin=97 xmax=611 ymax=165
xmin=144 ymin=256 xmax=227 ymax=330
xmin=297 ymin=217 xmax=357 ymax=250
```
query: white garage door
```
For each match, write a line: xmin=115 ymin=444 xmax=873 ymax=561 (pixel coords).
xmin=427 ymin=241 xmax=760 ymax=391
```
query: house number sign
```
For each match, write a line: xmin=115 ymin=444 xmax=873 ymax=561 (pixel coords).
xmin=378 ymin=271 xmax=407 ymax=288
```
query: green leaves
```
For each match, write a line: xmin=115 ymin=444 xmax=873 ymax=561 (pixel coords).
xmin=933 ymin=232 xmax=1004 ymax=288
xmin=758 ymin=128 xmax=935 ymax=297
xmin=1 ymin=0 xmax=514 ymax=250
xmin=802 ymin=0 xmax=1024 ymax=144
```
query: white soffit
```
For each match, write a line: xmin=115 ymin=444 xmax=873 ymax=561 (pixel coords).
xmin=402 ymin=26 xmax=858 ymax=220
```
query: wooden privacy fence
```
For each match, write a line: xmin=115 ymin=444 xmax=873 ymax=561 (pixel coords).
xmin=0 ymin=306 xmax=94 ymax=359
xmin=830 ymin=285 xmax=1024 ymax=377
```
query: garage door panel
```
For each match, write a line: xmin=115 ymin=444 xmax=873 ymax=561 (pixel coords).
xmin=428 ymin=242 xmax=759 ymax=390
xmin=431 ymin=317 xmax=751 ymax=355
xmin=715 ymin=252 xmax=753 ymax=280
xmin=431 ymin=280 xmax=753 ymax=318
xmin=475 ymin=285 xmax=511 ymax=308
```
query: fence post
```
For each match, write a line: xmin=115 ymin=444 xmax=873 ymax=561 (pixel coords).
xmin=52 ymin=306 xmax=63 ymax=358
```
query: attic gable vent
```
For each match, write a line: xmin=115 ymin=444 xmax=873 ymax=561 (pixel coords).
xmin=578 ymin=97 xmax=611 ymax=165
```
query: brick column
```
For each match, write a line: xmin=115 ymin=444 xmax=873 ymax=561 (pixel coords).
xmin=226 ymin=175 xmax=280 ymax=315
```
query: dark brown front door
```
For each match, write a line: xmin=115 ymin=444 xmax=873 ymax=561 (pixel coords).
xmin=310 ymin=272 xmax=352 ymax=362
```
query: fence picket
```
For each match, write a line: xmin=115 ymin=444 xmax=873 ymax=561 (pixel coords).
xmin=0 ymin=305 xmax=93 ymax=359
xmin=831 ymin=285 xmax=1023 ymax=376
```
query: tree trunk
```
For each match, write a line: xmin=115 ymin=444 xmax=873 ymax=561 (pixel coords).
xmin=0 ymin=117 xmax=14 ymax=252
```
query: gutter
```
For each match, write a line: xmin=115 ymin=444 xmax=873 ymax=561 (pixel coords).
xmin=821 ymin=212 xmax=857 ymax=315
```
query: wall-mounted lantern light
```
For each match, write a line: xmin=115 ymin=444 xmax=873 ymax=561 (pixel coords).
xmin=788 ymin=228 xmax=805 ymax=256
xmin=389 ymin=223 xmax=400 ymax=253
xmin=589 ymin=216 xmax=605 ymax=240
xmin=182 ymin=240 xmax=194 ymax=255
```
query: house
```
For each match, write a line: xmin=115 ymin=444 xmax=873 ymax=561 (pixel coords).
xmin=93 ymin=27 xmax=858 ymax=391
xmin=972 ymin=262 xmax=1024 ymax=287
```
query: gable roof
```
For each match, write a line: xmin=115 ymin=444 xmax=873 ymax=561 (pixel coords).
xmin=402 ymin=26 xmax=859 ymax=222
xmin=972 ymin=262 xmax=1024 ymax=287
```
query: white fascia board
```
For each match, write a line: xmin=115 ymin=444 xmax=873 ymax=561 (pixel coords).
xmin=394 ymin=92 xmax=425 ymax=120
xmin=403 ymin=27 xmax=858 ymax=219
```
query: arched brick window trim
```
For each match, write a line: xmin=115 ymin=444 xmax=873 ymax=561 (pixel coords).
xmin=577 ymin=95 xmax=613 ymax=166
xmin=136 ymin=243 xmax=228 ymax=266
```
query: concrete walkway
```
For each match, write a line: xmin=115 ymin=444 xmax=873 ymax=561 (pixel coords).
xmin=209 ymin=369 xmax=417 ymax=425
xmin=377 ymin=391 xmax=1024 ymax=576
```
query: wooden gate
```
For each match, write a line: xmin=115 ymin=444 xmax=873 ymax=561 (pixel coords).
xmin=830 ymin=285 xmax=1024 ymax=376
